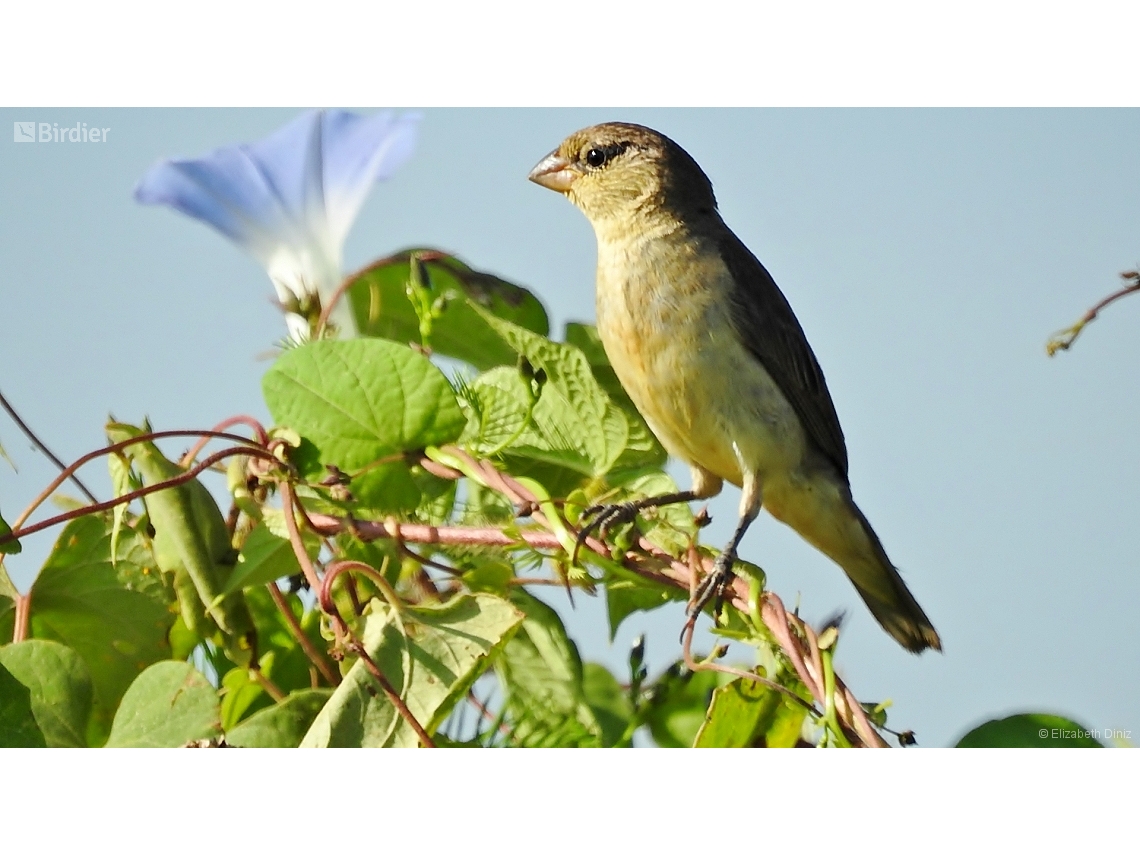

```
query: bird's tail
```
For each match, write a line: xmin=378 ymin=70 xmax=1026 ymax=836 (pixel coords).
xmin=840 ymin=500 xmax=942 ymax=654
xmin=767 ymin=478 xmax=941 ymax=653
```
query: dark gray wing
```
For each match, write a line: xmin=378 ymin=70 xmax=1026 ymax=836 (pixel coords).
xmin=716 ymin=229 xmax=849 ymax=480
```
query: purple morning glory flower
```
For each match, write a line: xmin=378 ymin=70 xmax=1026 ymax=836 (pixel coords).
xmin=135 ymin=109 xmax=420 ymax=340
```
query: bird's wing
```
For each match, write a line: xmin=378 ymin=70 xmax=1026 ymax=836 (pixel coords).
xmin=716 ymin=230 xmax=850 ymax=479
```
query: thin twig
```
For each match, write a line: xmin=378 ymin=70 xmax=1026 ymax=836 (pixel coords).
xmin=1 ymin=445 xmax=279 ymax=549
xmin=0 ymin=389 xmax=98 ymax=503
xmin=315 ymin=559 xmax=435 ymax=747
xmin=179 ymin=416 xmax=269 ymax=467
xmin=350 ymin=640 xmax=436 ymax=747
xmin=250 ymin=668 xmax=287 ymax=702
xmin=1047 ymin=269 xmax=1140 ymax=356
xmin=12 ymin=592 xmax=30 ymax=644
xmin=278 ymin=481 xmax=323 ymax=593
xmin=680 ymin=618 xmax=818 ymax=715
xmin=315 ymin=250 xmax=449 ymax=337
xmin=266 ymin=581 xmax=340 ymax=686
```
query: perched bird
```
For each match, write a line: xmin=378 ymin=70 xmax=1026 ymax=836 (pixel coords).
xmin=528 ymin=122 xmax=941 ymax=653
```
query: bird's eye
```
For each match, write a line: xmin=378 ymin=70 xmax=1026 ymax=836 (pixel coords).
xmin=585 ymin=148 xmax=607 ymax=168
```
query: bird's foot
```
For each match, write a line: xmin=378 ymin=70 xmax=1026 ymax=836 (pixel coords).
xmin=572 ymin=501 xmax=645 ymax=562
xmin=686 ymin=549 xmax=737 ymax=619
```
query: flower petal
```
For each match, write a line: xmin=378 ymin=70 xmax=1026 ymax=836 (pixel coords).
xmin=321 ymin=111 xmax=421 ymax=247
xmin=134 ymin=111 xmax=333 ymax=269
xmin=134 ymin=109 xmax=419 ymax=341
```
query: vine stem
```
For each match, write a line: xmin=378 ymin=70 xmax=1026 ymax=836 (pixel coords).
xmin=316 ymin=559 xmax=435 ymax=747
xmin=179 ymin=416 xmax=269 ymax=467
xmin=266 ymin=581 xmax=340 ymax=686
xmin=278 ymin=481 xmax=323 ymax=593
xmin=0 ymin=389 xmax=98 ymax=502
xmin=302 ymin=502 xmax=887 ymax=746
xmin=1047 ymin=269 xmax=1140 ymax=355
xmin=0 ymin=444 xmax=279 ymax=548
xmin=0 ymin=429 xmax=267 ymax=548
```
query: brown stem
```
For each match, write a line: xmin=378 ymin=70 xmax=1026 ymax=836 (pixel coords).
xmin=250 ymin=668 xmax=287 ymax=702
xmin=349 ymin=640 xmax=436 ymax=748
xmin=179 ymin=416 xmax=268 ymax=467
xmin=0 ymin=389 xmax=97 ymax=502
xmin=266 ymin=582 xmax=340 ymax=686
xmin=316 ymin=560 xmax=435 ymax=747
xmin=2 ymin=430 xmax=266 ymax=541
xmin=315 ymin=250 xmax=450 ymax=338
xmin=12 ymin=593 xmax=30 ymax=644
xmin=1 ymin=445 xmax=279 ymax=549
xmin=278 ymin=481 xmax=322 ymax=593
xmin=1047 ymin=270 xmax=1140 ymax=355
xmin=679 ymin=618 xmax=818 ymax=715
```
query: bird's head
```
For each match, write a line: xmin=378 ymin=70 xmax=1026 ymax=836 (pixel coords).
xmin=528 ymin=122 xmax=717 ymax=234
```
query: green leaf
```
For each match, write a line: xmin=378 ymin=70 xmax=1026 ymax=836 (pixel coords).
xmin=219 ymin=665 xmax=269 ymax=731
xmin=0 ymin=660 xmax=46 ymax=747
xmin=472 ymin=309 xmax=633 ymax=477
xmin=956 ymin=713 xmax=1104 ymax=747
xmin=0 ymin=558 xmax=18 ymax=601
xmin=563 ymin=322 xmax=666 ymax=473
xmin=0 ymin=640 xmax=93 ymax=747
xmin=0 ymin=508 xmax=21 ymax=555
xmin=605 ymin=578 xmax=685 ymax=642
xmin=349 ymin=460 xmax=457 ymax=519
xmin=301 ymin=593 xmax=523 ymax=747
xmin=643 ymin=665 xmax=725 ymax=748
xmin=104 ymin=661 xmax=220 ymax=747
xmin=581 ymin=662 xmax=634 ymax=747
xmin=225 ymin=522 xmax=311 ymax=595
xmin=243 ymin=586 xmax=330 ymax=697
xmin=227 ymin=689 xmax=332 ymax=748
xmin=348 ymin=250 xmax=550 ymax=370
xmin=263 ymin=339 xmax=466 ymax=476
xmin=692 ymin=677 xmax=787 ymax=748
xmin=0 ymin=515 xmax=174 ymax=746
xmin=457 ymin=367 xmax=537 ymax=458
xmin=494 ymin=590 xmax=602 ymax=746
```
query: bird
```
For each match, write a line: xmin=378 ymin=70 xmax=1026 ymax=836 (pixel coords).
xmin=528 ymin=122 xmax=941 ymax=653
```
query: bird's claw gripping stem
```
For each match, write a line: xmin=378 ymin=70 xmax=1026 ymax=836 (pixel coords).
xmin=687 ymin=550 xmax=737 ymax=619
xmin=572 ymin=501 xmax=641 ymax=562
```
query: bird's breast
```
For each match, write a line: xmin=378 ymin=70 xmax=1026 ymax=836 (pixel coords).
xmin=593 ymin=233 xmax=808 ymax=488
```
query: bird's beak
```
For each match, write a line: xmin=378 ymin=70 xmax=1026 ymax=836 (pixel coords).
xmin=528 ymin=151 xmax=578 ymax=193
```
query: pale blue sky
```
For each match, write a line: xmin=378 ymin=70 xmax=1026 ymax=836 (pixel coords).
xmin=2 ymin=108 xmax=1138 ymax=747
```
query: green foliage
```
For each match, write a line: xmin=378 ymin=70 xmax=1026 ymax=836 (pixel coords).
xmin=263 ymin=339 xmax=467 ymax=474
xmin=347 ymin=250 xmax=550 ymax=370
xmin=0 ymin=510 xmax=21 ymax=555
xmin=227 ymin=689 xmax=332 ymax=748
xmin=0 ymin=245 xmax=1098 ymax=749
xmin=263 ymin=338 xmax=467 ymax=517
xmin=0 ymin=515 xmax=173 ymax=744
xmin=956 ymin=713 xmax=1104 ymax=747
xmin=225 ymin=522 xmax=315 ymax=595
xmin=0 ymin=660 xmax=45 ymax=747
xmin=693 ymin=678 xmax=808 ymax=748
xmin=302 ymin=594 xmax=523 ymax=747
xmin=104 ymin=661 xmax=221 ymax=747
xmin=0 ymin=640 xmax=93 ymax=747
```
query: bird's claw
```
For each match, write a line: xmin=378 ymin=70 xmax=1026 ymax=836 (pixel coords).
xmin=686 ymin=551 xmax=737 ymax=619
xmin=572 ymin=501 xmax=642 ymax=563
